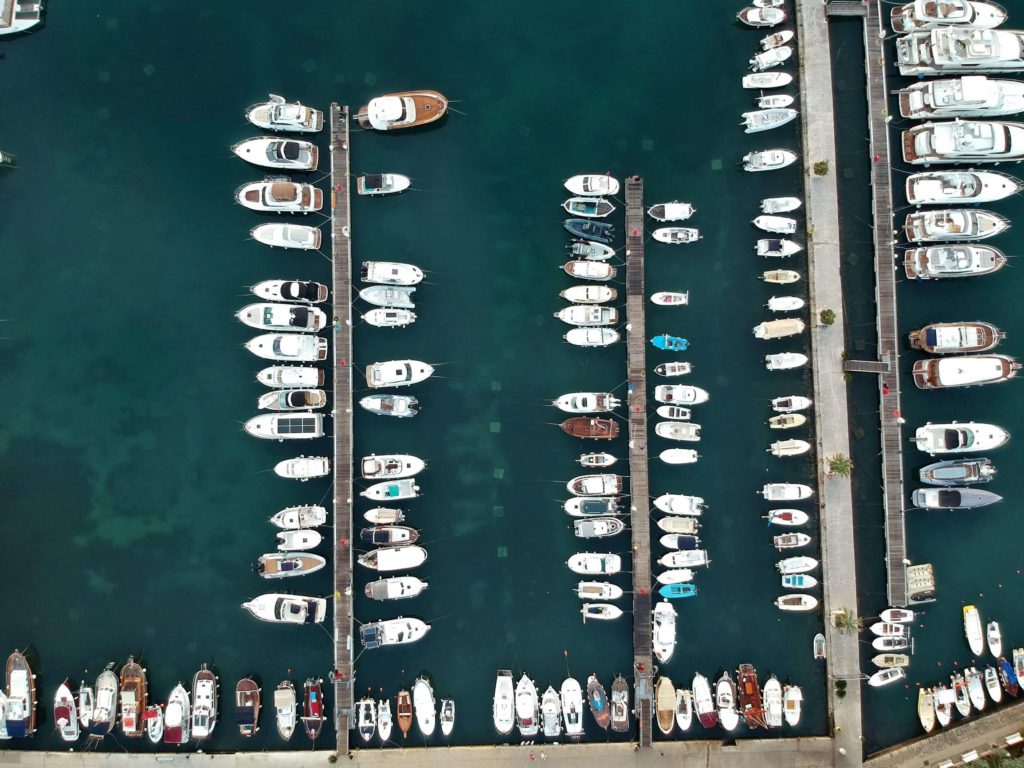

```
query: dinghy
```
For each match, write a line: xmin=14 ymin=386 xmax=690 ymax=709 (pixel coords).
xmin=763 ymin=269 xmax=801 ymax=284
xmin=648 ymin=201 xmax=695 ymax=221
xmin=766 ymin=352 xmax=808 ymax=370
xmin=251 ymin=224 xmax=323 ymax=250
xmin=568 ymin=240 xmax=615 ymax=260
xmin=659 ymin=583 xmax=697 ymax=599
xmin=742 ymin=72 xmax=794 ymax=89
xmin=742 ymin=107 xmax=798 ymax=133
xmin=653 ymin=227 xmax=701 ymax=244
xmin=661 ymin=449 xmax=699 ymax=464
xmin=750 ymin=46 xmax=793 ymax=72
xmin=651 ymin=291 xmax=690 ymax=306
xmin=769 ymin=413 xmax=807 ymax=429
xmin=560 ymin=285 xmax=617 ymax=304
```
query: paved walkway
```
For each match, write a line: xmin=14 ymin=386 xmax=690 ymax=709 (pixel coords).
xmin=794 ymin=1 xmax=864 ymax=766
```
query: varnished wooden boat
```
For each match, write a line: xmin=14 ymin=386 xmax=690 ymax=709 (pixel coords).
xmin=397 ymin=689 xmax=413 ymax=738
xmin=302 ymin=678 xmax=324 ymax=741
xmin=737 ymin=663 xmax=767 ymax=729
xmin=120 ymin=657 xmax=148 ymax=738
xmin=560 ymin=417 xmax=619 ymax=440
xmin=357 ymin=91 xmax=447 ymax=131
xmin=235 ymin=678 xmax=260 ymax=737
xmin=908 ymin=321 xmax=1004 ymax=354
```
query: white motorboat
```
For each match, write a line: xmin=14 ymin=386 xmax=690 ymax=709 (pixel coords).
xmin=54 ymin=681 xmax=79 ymax=742
xmin=762 ymin=29 xmax=795 ymax=50
xmin=357 ymin=173 xmax=411 ymax=196
xmin=784 ymin=685 xmax=803 ymax=726
xmin=904 ymin=209 xmax=1008 ymax=242
xmin=868 ymin=668 xmax=906 ymax=688
xmin=776 ymin=594 xmax=819 ymax=612
xmin=870 ymin=622 xmax=908 ymax=638
xmin=540 ymin=687 xmax=561 ymax=738
xmin=965 ymin=605 xmax=985 ymax=656
xmin=913 ymin=421 xmax=1010 ymax=454
xmin=275 ymin=529 xmax=323 ymax=551
xmin=655 ymin=421 xmax=702 ymax=442
xmin=881 ymin=608 xmax=915 ymax=624
xmin=582 ymin=603 xmax=623 ymax=621
xmin=909 ymin=321 xmax=1005 ymax=354
xmin=653 ymin=227 xmax=700 ymax=244
xmin=763 ymin=269 xmax=802 ymax=284
xmin=676 ymin=689 xmax=694 ymax=732
xmin=515 ymin=675 xmax=539 ymax=738
xmin=738 ymin=6 xmax=786 ymax=26
xmin=660 ymin=448 xmax=699 ymax=465
xmin=235 ymin=178 xmax=323 ymax=213
xmin=232 ymin=138 xmax=317 ymax=171
xmin=657 ymin=405 xmax=692 ymax=420
xmin=439 ymin=699 xmax=455 ymax=738
xmin=258 ymin=550 xmax=326 ymax=579
xmin=754 ymin=215 xmax=797 ymax=234
xmin=238 ymin=303 xmax=327 ymax=332
xmin=769 ymin=439 xmax=811 ymax=457
xmin=245 ymin=413 xmax=323 ymax=441
xmin=573 ymin=517 xmax=626 ymax=538
xmin=563 ymin=197 xmax=615 ymax=218
xmin=777 ymin=556 xmax=819 ymax=575
xmin=657 ymin=568 xmax=696 ymax=584
xmin=554 ymin=392 xmax=621 ymax=413
xmin=361 ymin=261 xmax=424 ymax=286
xmin=763 ymin=676 xmax=783 ymax=728
xmin=766 ymin=352 xmax=808 ymax=370
xmin=568 ymin=240 xmax=616 ymax=260
xmin=357 ymin=545 xmax=427 ymax=573
xmin=241 ymin=594 xmax=326 ymax=624
xmin=654 ymin=493 xmax=706 ymax=516
xmin=560 ymin=285 xmax=617 ymax=304
xmin=564 ymin=497 xmax=622 ymax=517
xmin=896 ymin=28 xmax=1024 ymax=76
xmin=754 ymin=318 xmax=805 ymax=339
xmin=742 ymin=72 xmax=794 ymax=89
xmin=782 ymin=574 xmax=818 ymax=589
xmin=258 ymin=367 xmax=324 ymax=389
xmin=769 ymin=413 xmax=807 ymax=429
xmin=567 ymin=552 xmax=622 ymax=575
xmin=363 ymin=507 xmax=405 ymax=525
xmin=144 ymin=702 xmax=163 ymax=744
xmin=775 ymin=532 xmax=812 ymax=549
xmin=899 ymin=76 xmax=1024 ymax=120
xmin=651 ymin=291 xmax=690 ymax=306
xmin=659 ymin=550 xmax=709 ymax=568
xmin=493 ymin=671 xmax=515 ymax=736
xmin=913 ymin=354 xmax=1020 ymax=390
xmin=750 ymin=46 xmax=793 ymax=72
xmin=758 ymin=94 xmax=795 ymax=110
xmin=364 ymin=576 xmax=428 ymax=601
xmin=362 ymin=308 xmax=416 ymax=327
xmin=691 ymin=674 xmax=716 ymax=729
xmin=873 ymin=653 xmax=912 ymax=668
xmin=554 ymin=305 xmax=618 ymax=326
xmin=361 ymin=454 xmax=425 ymax=480
xmin=163 ymin=684 xmax=190 ymax=745
xmin=648 ymin=201 xmax=695 ymax=221
xmin=761 ymin=196 xmax=801 ymax=213
xmin=988 ymin=621 xmax=1003 ymax=657
xmin=578 ymin=452 xmax=617 ymax=468
xmin=565 ymin=174 xmax=620 ymax=197
xmin=251 ymin=223 xmax=322 ymax=250
xmin=654 ymin=384 xmax=710 ymax=405
xmin=904 ymin=244 xmax=1007 ymax=279
xmin=258 ymin=384 xmax=326 ymax=410
xmin=565 ymin=328 xmax=619 ymax=347
xmin=274 ymin=456 xmax=330 ymax=481
xmin=657 ymin=517 xmax=700 ymax=535
xmin=715 ymin=674 xmax=740 ymax=731
xmin=903 ymin=120 xmax=1024 ymax=165
xmin=567 ymin=474 xmax=622 ymax=497
xmin=360 ymin=617 xmax=431 ymax=649
xmin=655 ymin=362 xmax=692 ymax=377
xmin=892 ymin=0 xmax=1007 ymax=32
xmin=359 ymin=285 xmax=416 ymax=308
xmin=757 ymin=238 xmax=803 ymax=257
xmin=246 ymin=94 xmax=323 ymax=133
xmin=246 ymin=333 xmax=328 ymax=362
xmin=743 ymin=107 xmax=798 ymax=133
xmin=652 ymin=601 xmax=678 ymax=663
xmin=413 ymin=677 xmax=436 ymax=737
xmin=563 ymin=260 xmax=616 ymax=281
xmin=356 ymin=698 xmax=376 ymax=743
xmin=359 ymin=394 xmax=419 ymax=418
xmin=767 ymin=297 xmax=805 ymax=313
xmin=190 ymin=666 xmax=217 ymax=741
xmin=252 ymin=280 xmax=328 ymax=304
xmin=762 ymin=483 xmax=814 ymax=501
xmin=560 ymin=678 xmax=585 ymax=738
xmin=575 ymin=581 xmax=625 ymax=600
xmin=744 ymin=149 xmax=797 ymax=172
xmin=659 ymin=533 xmax=702 ymax=549
xmin=764 ymin=509 xmax=809 ymax=526
xmin=906 ymin=169 xmax=1022 ymax=204
xmin=365 ymin=360 xmax=434 ymax=388
xmin=985 ymin=667 xmax=1003 ymax=703
xmin=360 ymin=478 xmax=420 ymax=501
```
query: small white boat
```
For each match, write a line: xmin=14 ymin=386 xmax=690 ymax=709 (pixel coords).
xmin=356 ymin=698 xmax=376 ymax=743
xmin=769 ymin=439 xmax=811 ymax=457
xmin=565 ymin=328 xmax=619 ymax=347
xmin=869 ymin=668 xmax=906 ymax=688
xmin=762 ymin=483 xmax=813 ymax=501
xmin=966 ymin=667 xmax=987 ymax=711
xmin=567 ymin=474 xmax=622 ymax=497
xmin=251 ymin=223 xmax=322 ymax=250
xmin=246 ymin=333 xmax=328 ymax=362
xmin=361 ymin=478 xmax=420 ymax=501
xmin=777 ymin=556 xmax=818 ymax=574
xmin=413 ymin=677 xmax=436 ymax=737
xmin=656 ymin=421 xmax=702 ymax=442
xmin=764 ymin=509 xmax=809 ymax=526
xmin=744 ymin=149 xmax=797 ymax=172
xmin=652 ymin=601 xmax=678 ymax=663
xmin=660 ymin=448 xmax=699 ymax=464
xmin=782 ymin=574 xmax=818 ymax=589
xmin=762 ymin=30 xmax=795 ymax=50
xmin=493 ymin=671 xmax=515 ymax=736
xmin=783 ymin=685 xmax=802 ymax=727
xmin=576 ymin=581 xmax=625 ymax=600
xmin=651 ymin=291 xmax=689 ymax=306
xmin=880 ymin=608 xmax=915 ymax=624
xmin=775 ymin=532 xmax=812 ymax=549
xmin=565 ymin=174 xmax=620 ymax=196
xmin=252 ymin=280 xmax=328 ymax=305
xmin=658 ymin=518 xmax=700 ymax=535
xmin=359 ymin=285 xmax=416 ymax=308
xmin=870 ymin=622 xmax=908 ymax=639
xmin=357 ymin=173 xmax=411 ymax=196
xmin=757 ymin=238 xmax=803 ymax=257
xmin=715 ymin=674 xmax=739 ymax=732
xmin=573 ymin=516 xmax=626 ymax=539
xmin=655 ymin=362 xmax=692 ymax=377
xmin=276 ymin=529 xmax=323 ymax=551
xmin=772 ymin=395 xmax=812 ymax=413
xmin=274 ymin=456 xmax=330 ymax=481
xmin=755 ymin=319 xmax=805 ymax=340
xmin=554 ymin=392 xmax=621 ymax=413
xmin=246 ymin=95 xmax=323 ymax=133
xmin=554 ymin=305 xmax=618 ymax=326
xmin=361 ymin=261 xmax=424 ymax=286
xmin=258 ymin=388 xmax=327 ymax=412
xmin=54 ymin=682 xmax=79 ymax=742
xmin=743 ymin=108 xmax=799 ymax=133
xmin=233 ymin=137 xmax=317 ymax=171
xmin=144 ymin=704 xmax=163 ymax=744
xmin=765 ymin=352 xmax=808 ymax=370
xmin=676 ymin=689 xmax=693 ymax=732
xmin=567 ymin=552 xmax=621 ymax=575
xmin=364 ymin=576 xmax=428 ymax=601
xmin=654 ymin=385 xmax=709 ymax=405
xmin=659 ymin=550 xmax=709 ymax=568
xmin=362 ymin=308 xmax=416 ymax=327
xmin=568 ymin=240 xmax=616 ymax=261
xmin=357 ymin=545 xmax=428 ymax=573
xmin=660 ymin=533 xmax=702 ymax=550
xmin=363 ymin=507 xmax=405 ymax=525
xmin=657 ymin=568 xmax=696 ymax=584
xmin=163 ymin=684 xmax=191 ymax=744
xmin=653 ymin=227 xmax=701 ymax=244
xmin=582 ymin=603 xmax=623 ymax=622
xmin=873 ymin=653 xmax=911 ymax=668
xmin=365 ymin=359 xmax=434 ymax=388
xmin=560 ymin=678 xmax=585 ymax=738
xmin=274 ymin=682 xmax=297 ymax=741
xmin=656 ymin=405 xmax=692 ymax=420
xmin=514 ymin=676 xmax=539 ymax=738
xmin=655 ymin=493 xmax=706 ymax=516
xmin=360 ymin=617 xmax=431 ymax=649
xmin=440 ymin=699 xmax=455 ymax=737
xmin=245 ymin=413 xmax=323 ymax=440
xmin=761 ymin=198 xmax=801 ymax=216
xmin=769 ymin=413 xmax=807 ymax=429
xmin=754 ymin=215 xmax=798 ymax=234
xmin=988 ymin=621 xmax=1002 ymax=658
xmin=763 ymin=268 xmax=801 ymax=284
xmin=776 ymin=594 xmax=819 ymax=612
xmin=743 ymin=72 xmax=794 ymax=89
xmin=913 ymin=421 xmax=1010 ymax=455
xmin=241 ymin=593 xmax=326 ymax=624
xmin=564 ymin=497 xmax=622 ymax=517
xmin=965 ymin=605 xmax=985 ymax=656
xmin=238 ymin=303 xmax=327 ymax=333
xmin=361 ymin=454 xmax=425 ymax=480
xmin=563 ymin=260 xmax=616 ymax=281
xmin=758 ymin=94 xmax=795 ymax=109
xmin=235 ymin=178 xmax=323 ymax=213
xmin=560 ymin=285 xmax=617 ymax=304
xmin=767 ymin=296 xmax=805 ymax=313
xmin=648 ymin=201 xmax=695 ymax=221
xmin=563 ymin=197 xmax=616 ymax=218
xmin=360 ymin=394 xmax=419 ymax=418
xmin=738 ymin=6 xmax=787 ymax=26
xmin=750 ymin=46 xmax=793 ymax=72
xmin=985 ymin=667 xmax=1003 ymax=703
xmin=764 ymin=676 xmax=783 ymax=728
xmin=578 ymin=452 xmax=617 ymax=468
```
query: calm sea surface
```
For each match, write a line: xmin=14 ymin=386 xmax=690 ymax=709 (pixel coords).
xmin=4 ymin=0 xmax=1007 ymax=755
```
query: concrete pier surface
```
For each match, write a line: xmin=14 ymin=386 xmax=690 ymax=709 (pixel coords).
xmin=793 ymin=0 xmax=864 ymax=765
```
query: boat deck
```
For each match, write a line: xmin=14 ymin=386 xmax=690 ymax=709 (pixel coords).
xmin=329 ymin=102 xmax=354 ymax=755
xmin=624 ymin=175 xmax=654 ymax=749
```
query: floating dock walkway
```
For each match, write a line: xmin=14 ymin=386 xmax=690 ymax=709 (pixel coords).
xmin=329 ymin=102 xmax=354 ymax=756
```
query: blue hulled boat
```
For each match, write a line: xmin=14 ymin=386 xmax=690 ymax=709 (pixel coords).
xmin=999 ymin=657 xmax=1019 ymax=697
xmin=658 ymin=584 xmax=697 ymax=599
xmin=651 ymin=334 xmax=689 ymax=351
xmin=565 ymin=219 xmax=616 ymax=244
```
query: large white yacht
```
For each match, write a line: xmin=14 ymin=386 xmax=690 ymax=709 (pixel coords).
xmin=896 ymin=28 xmax=1024 ymax=76
xmin=903 ymin=245 xmax=1006 ymax=279
xmin=913 ymin=355 xmax=1020 ymax=389
xmin=236 ymin=179 xmax=323 ymax=213
xmin=359 ymin=618 xmax=430 ymax=649
xmin=914 ymin=422 xmax=1010 ymax=454
xmin=904 ymin=209 xmax=1008 ymax=241
xmin=493 ymin=671 xmax=514 ymax=735
xmin=0 ymin=1 xmax=43 ymax=37
xmin=906 ymin=169 xmax=1022 ymax=204
xmin=899 ymin=76 xmax=1024 ymax=119
xmin=246 ymin=94 xmax=324 ymax=133
xmin=364 ymin=360 xmax=434 ymax=388
xmin=231 ymin=138 xmax=318 ymax=171
xmin=891 ymin=0 xmax=1008 ymax=33
xmin=902 ymin=120 xmax=1024 ymax=164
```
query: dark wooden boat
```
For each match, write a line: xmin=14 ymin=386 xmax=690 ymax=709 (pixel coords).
xmin=119 ymin=657 xmax=148 ymax=738
xmin=396 ymin=689 xmax=413 ymax=737
xmin=560 ymin=417 xmax=620 ymax=440
xmin=357 ymin=90 xmax=448 ymax=131
xmin=301 ymin=678 xmax=324 ymax=741
xmin=235 ymin=678 xmax=260 ymax=737
xmin=737 ymin=663 xmax=767 ymax=729
xmin=5 ymin=651 xmax=36 ymax=738
xmin=610 ymin=674 xmax=630 ymax=733
xmin=908 ymin=321 xmax=1004 ymax=354
xmin=586 ymin=674 xmax=610 ymax=730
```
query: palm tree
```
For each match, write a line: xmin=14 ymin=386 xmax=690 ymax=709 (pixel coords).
xmin=833 ymin=609 xmax=861 ymax=634
xmin=827 ymin=453 xmax=853 ymax=478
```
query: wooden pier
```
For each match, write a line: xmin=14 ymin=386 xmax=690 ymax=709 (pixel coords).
xmin=329 ymin=102 xmax=355 ymax=755
xmin=624 ymin=176 xmax=654 ymax=749
xmin=863 ymin=1 xmax=909 ymax=608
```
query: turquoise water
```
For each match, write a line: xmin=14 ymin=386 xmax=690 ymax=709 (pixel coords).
xmin=0 ymin=0 xmax=843 ymax=751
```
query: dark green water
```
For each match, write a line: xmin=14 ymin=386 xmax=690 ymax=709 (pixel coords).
xmin=0 ymin=0 xmax=842 ymax=751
